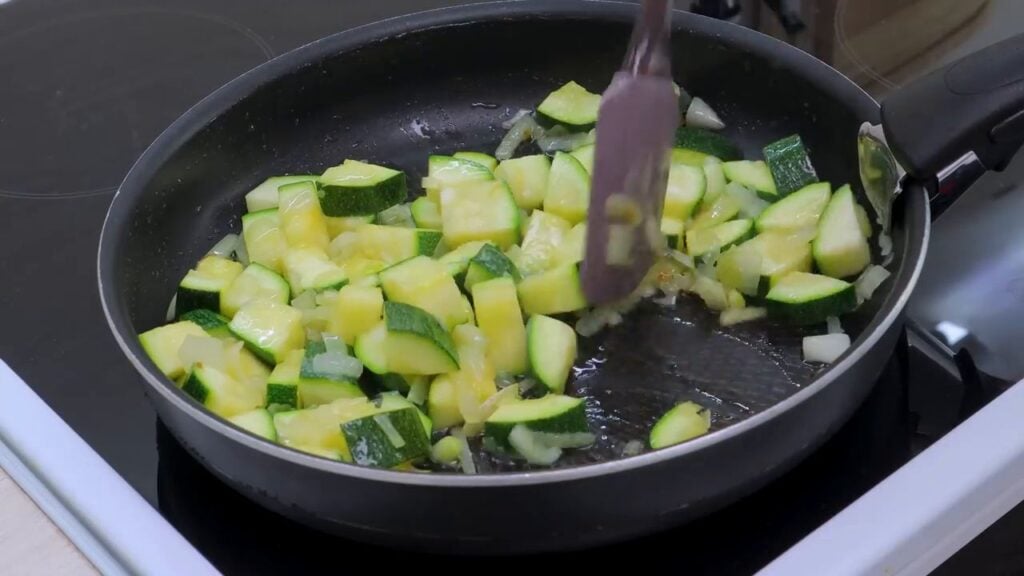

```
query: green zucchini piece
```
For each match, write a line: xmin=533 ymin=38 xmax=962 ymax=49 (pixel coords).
xmin=526 ymin=315 xmax=577 ymax=394
xmin=325 ymin=215 xmax=374 ymax=239
xmin=438 ymin=241 xmax=491 ymax=277
xmin=649 ymin=402 xmax=710 ymax=449
xmin=494 ymin=154 xmax=550 ymax=210
xmin=427 ymin=374 xmax=462 ymax=430
xmin=354 ymin=321 xmax=388 ymax=376
xmin=244 ymin=175 xmax=316 ymax=213
xmin=702 ymin=158 xmax=726 ymax=205
xmin=340 ymin=406 xmax=431 ymax=468
xmin=685 ymin=219 xmax=754 ymax=258
xmin=471 ymin=277 xmax=528 ymax=376
xmin=763 ymin=134 xmax=818 ymax=197
xmin=266 ymin=349 xmax=302 ymax=411
xmin=440 ymin=180 xmax=520 ymax=249
xmin=375 ymin=203 xmax=415 ymax=228
xmin=228 ymin=300 xmax=305 ymax=364
xmin=690 ymin=193 xmax=741 ymax=231
xmin=220 ymin=263 xmax=290 ymax=319
xmin=452 ymin=151 xmax=497 ymax=172
xmin=241 ymin=209 xmax=289 ymax=273
xmin=484 ymin=394 xmax=588 ymax=450
xmin=182 ymin=364 xmax=264 ymax=418
xmin=383 ymin=302 xmax=460 ymax=375
xmin=671 ymin=147 xmax=711 ymax=167
xmin=569 ymin=143 xmax=595 ymax=174
xmin=661 ymin=217 xmax=685 ymax=250
xmin=410 ymin=197 xmax=443 ymax=230
xmin=297 ymin=341 xmax=366 ymax=407
xmin=766 ymin=271 xmax=856 ymax=325
xmin=423 ymin=155 xmax=493 ymax=202
xmin=517 ymin=264 xmax=587 ymax=316
xmin=756 ymin=181 xmax=831 ymax=234
xmin=278 ymin=180 xmax=331 ymax=251
xmin=674 ymin=126 xmax=741 ymax=161
xmin=722 ymin=160 xmax=777 ymax=201
xmin=318 ymin=159 xmax=407 ymax=216
xmin=463 ymin=244 xmax=520 ymax=291
xmin=518 ymin=210 xmax=572 ymax=276
xmin=179 ymin=309 xmax=232 ymax=339
xmin=282 ymin=248 xmax=348 ymax=293
xmin=535 ymin=81 xmax=601 ymax=132
xmin=138 ymin=320 xmax=207 ymax=379
xmin=664 ymin=162 xmax=706 ymax=222
xmin=813 ymin=185 xmax=872 ymax=279
xmin=356 ymin=223 xmax=442 ymax=264
xmin=228 ymin=408 xmax=278 ymax=441
xmin=543 ymin=152 xmax=590 ymax=225
xmin=176 ymin=256 xmax=244 ymax=317
xmin=379 ymin=256 xmax=469 ymax=329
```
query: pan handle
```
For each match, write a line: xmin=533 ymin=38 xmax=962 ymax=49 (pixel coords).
xmin=880 ymin=32 xmax=1024 ymax=216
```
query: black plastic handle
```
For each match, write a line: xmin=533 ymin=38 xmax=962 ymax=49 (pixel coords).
xmin=881 ymin=33 xmax=1024 ymax=184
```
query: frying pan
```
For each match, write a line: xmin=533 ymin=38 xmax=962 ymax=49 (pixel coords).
xmin=97 ymin=1 xmax=1024 ymax=554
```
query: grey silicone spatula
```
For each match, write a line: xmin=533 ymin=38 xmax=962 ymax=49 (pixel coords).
xmin=580 ymin=0 xmax=680 ymax=305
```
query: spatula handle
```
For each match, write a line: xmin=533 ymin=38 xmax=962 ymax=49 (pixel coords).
xmin=623 ymin=0 xmax=673 ymax=77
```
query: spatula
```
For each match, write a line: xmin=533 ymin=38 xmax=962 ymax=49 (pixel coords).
xmin=580 ymin=0 xmax=680 ymax=305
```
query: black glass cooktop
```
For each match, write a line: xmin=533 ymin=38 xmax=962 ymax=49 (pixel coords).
xmin=0 ymin=1 xmax=1017 ymax=574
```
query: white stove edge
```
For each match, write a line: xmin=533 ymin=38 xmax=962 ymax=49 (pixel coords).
xmin=759 ymin=377 xmax=1024 ymax=576
xmin=0 ymin=359 xmax=220 ymax=576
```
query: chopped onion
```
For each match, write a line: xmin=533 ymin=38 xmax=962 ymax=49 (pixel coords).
xmin=719 ymin=307 xmax=767 ymax=326
xmin=494 ymin=373 xmax=517 ymax=389
xmin=373 ymin=414 xmax=406 ymax=448
xmin=508 ymin=425 xmax=562 ymax=465
xmin=534 ymin=125 xmax=593 ymax=153
xmin=530 ymin=431 xmax=596 ymax=449
xmin=501 ymin=108 xmax=532 ymax=129
xmin=826 ymin=316 xmax=843 ymax=334
xmin=668 ymin=249 xmax=695 ymax=270
xmin=234 ymin=238 xmax=250 ymax=266
xmin=879 ymin=231 xmax=893 ymax=258
xmin=697 ymin=247 xmax=720 ymax=280
xmin=312 ymin=351 xmax=363 ymax=379
xmin=315 ymin=290 xmax=339 ymax=308
xmin=495 ymin=115 xmax=538 ymax=160
xmin=856 ymin=265 xmax=892 ymax=303
xmin=693 ymin=275 xmax=728 ymax=311
xmin=725 ymin=182 xmax=770 ymax=218
xmin=207 ymin=233 xmax=240 ymax=258
xmin=575 ymin=306 xmax=623 ymax=337
xmin=478 ymin=384 xmax=520 ymax=419
xmin=686 ymin=97 xmax=725 ymax=130
xmin=517 ymin=377 xmax=537 ymax=395
xmin=376 ymin=204 xmax=414 ymax=227
xmin=451 ymin=430 xmax=477 ymax=474
xmin=652 ymin=291 xmax=677 ymax=307
xmin=622 ymin=439 xmax=645 ymax=457
xmin=291 ymin=290 xmax=317 ymax=310
xmin=177 ymin=335 xmax=225 ymax=372
xmin=407 ymin=380 xmax=428 ymax=406
xmin=321 ymin=333 xmax=348 ymax=356
xmin=165 ymin=293 xmax=178 ymax=322
xmin=803 ymin=333 xmax=851 ymax=363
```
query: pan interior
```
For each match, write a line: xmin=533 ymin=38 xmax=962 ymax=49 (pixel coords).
xmin=113 ymin=14 xmax=903 ymax=472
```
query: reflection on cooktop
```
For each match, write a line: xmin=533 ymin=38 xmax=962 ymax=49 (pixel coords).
xmin=0 ymin=6 xmax=273 ymax=199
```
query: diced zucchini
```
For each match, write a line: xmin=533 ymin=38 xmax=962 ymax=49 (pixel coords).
xmin=484 ymin=394 xmax=588 ymax=449
xmin=379 ymin=256 xmax=469 ymax=329
xmin=266 ymin=349 xmax=302 ymax=411
xmin=753 ymin=232 xmax=814 ymax=283
xmin=856 ymin=203 xmax=873 ymax=239
xmin=690 ymin=193 xmax=740 ymax=231
xmin=427 ymin=374 xmax=462 ymax=430
xmin=756 ymin=182 xmax=831 ymax=234
xmin=241 ymin=209 xmax=289 ymax=273
xmin=674 ymin=126 xmax=741 ymax=161
xmin=664 ymin=163 xmax=706 ymax=222
xmin=410 ymin=197 xmax=442 ymax=230
xmin=518 ymin=210 xmax=572 ymax=276
xmin=336 ymin=257 xmax=386 ymax=288
xmin=685 ymin=219 xmax=754 ymax=257
xmin=179 ymin=309 xmax=231 ymax=339
xmin=431 ymin=435 xmax=463 ymax=465
xmin=452 ymin=151 xmax=497 ymax=172
xmin=471 ymin=278 xmax=528 ymax=375
xmin=329 ymin=284 xmax=384 ymax=345
xmin=282 ymin=248 xmax=348 ymax=293
xmin=176 ymin=256 xmax=244 ymax=317
xmin=557 ymin=222 xmax=587 ymax=266
xmin=318 ymin=159 xmax=407 ymax=216
xmin=649 ymin=401 xmax=710 ymax=449
xmin=543 ymin=152 xmax=590 ymax=225
xmin=671 ymin=147 xmax=711 ymax=167
xmin=702 ymin=157 xmax=726 ymax=205
xmin=220 ymin=264 xmax=290 ymax=319
xmin=424 ymin=155 xmax=493 ymax=202
xmin=182 ymin=364 xmax=264 ymax=418
xmin=139 ymin=321 xmax=207 ymax=379
xmin=535 ymin=81 xmax=601 ymax=132
xmin=440 ymin=180 xmax=520 ymax=249
xmin=517 ymin=264 xmax=587 ymax=316
xmin=325 ymin=215 xmax=374 ymax=239
xmin=766 ymin=271 xmax=857 ymax=325
xmin=570 ymin=143 xmax=595 ymax=174
xmin=244 ymin=175 xmax=316 ymax=213
xmin=228 ymin=408 xmax=277 ymax=441
xmin=297 ymin=341 xmax=365 ymax=405
xmin=494 ymin=154 xmax=550 ymax=210
xmin=526 ymin=315 xmax=577 ymax=394
xmin=356 ymin=223 xmax=442 ymax=264
xmin=279 ymin=180 xmax=330 ymax=251
xmin=464 ymin=244 xmax=520 ymax=291
xmin=813 ymin=185 xmax=872 ymax=279
xmin=354 ymin=321 xmax=388 ymax=375
xmin=661 ymin=217 xmax=685 ymax=249
xmin=374 ymin=203 xmax=415 ymax=228
xmin=763 ymin=134 xmax=818 ymax=197
xmin=384 ymin=302 xmax=460 ymax=375
xmin=438 ymin=240 xmax=491 ymax=277
xmin=341 ymin=406 xmax=431 ymax=468
xmin=273 ymin=396 xmax=376 ymax=459
xmin=228 ymin=300 xmax=305 ymax=364
xmin=722 ymin=160 xmax=777 ymax=201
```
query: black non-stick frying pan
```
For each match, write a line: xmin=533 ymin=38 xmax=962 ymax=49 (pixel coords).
xmin=97 ymin=1 xmax=1024 ymax=554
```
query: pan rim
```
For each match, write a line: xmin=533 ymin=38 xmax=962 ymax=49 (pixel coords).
xmin=98 ymin=0 xmax=929 ymax=487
